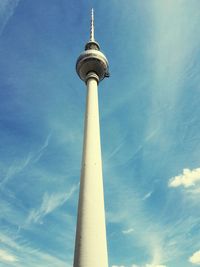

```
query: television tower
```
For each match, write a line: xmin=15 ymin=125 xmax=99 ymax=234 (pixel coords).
xmin=73 ymin=9 xmax=109 ymax=267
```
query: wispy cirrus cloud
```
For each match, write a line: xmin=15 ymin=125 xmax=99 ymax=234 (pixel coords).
xmin=31 ymin=133 xmax=52 ymax=163
xmin=0 ymin=248 xmax=17 ymax=263
xmin=145 ymin=0 xmax=200 ymax=153
xmin=106 ymin=175 xmax=170 ymax=265
xmin=0 ymin=0 xmax=20 ymax=35
xmin=0 ymin=133 xmax=51 ymax=188
xmin=0 ymin=154 xmax=32 ymax=188
xmin=122 ymin=228 xmax=134 ymax=235
xmin=26 ymin=184 xmax=78 ymax=224
xmin=142 ymin=191 xmax=153 ymax=201
xmin=189 ymin=250 xmax=200 ymax=265
xmin=0 ymin=232 xmax=70 ymax=267
xmin=112 ymin=264 xmax=167 ymax=267
xmin=169 ymin=168 xmax=200 ymax=188
xmin=105 ymin=162 xmax=200 ymax=267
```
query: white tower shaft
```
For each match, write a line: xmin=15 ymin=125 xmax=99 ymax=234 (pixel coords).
xmin=73 ymin=74 xmax=108 ymax=267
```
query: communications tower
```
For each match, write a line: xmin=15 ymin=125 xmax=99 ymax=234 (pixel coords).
xmin=73 ymin=9 xmax=109 ymax=267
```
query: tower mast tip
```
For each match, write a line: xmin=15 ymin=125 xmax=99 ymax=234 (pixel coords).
xmin=90 ymin=8 xmax=95 ymax=42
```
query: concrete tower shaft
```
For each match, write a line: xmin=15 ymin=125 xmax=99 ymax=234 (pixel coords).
xmin=73 ymin=9 xmax=109 ymax=267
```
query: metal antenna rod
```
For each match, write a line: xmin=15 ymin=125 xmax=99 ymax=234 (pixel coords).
xmin=90 ymin=8 xmax=95 ymax=42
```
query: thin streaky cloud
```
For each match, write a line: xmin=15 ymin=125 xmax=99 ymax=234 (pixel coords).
xmin=142 ymin=191 xmax=153 ymax=201
xmin=106 ymin=137 xmax=126 ymax=161
xmin=0 ymin=232 xmax=70 ymax=267
xmin=122 ymin=228 xmax=134 ymax=235
xmin=0 ymin=154 xmax=32 ymax=188
xmin=0 ymin=248 xmax=18 ymax=263
xmin=32 ymin=132 xmax=52 ymax=163
xmin=111 ymin=264 xmax=167 ymax=267
xmin=0 ymin=0 xmax=20 ymax=35
xmin=26 ymin=184 xmax=78 ymax=224
xmin=0 ymin=133 xmax=51 ymax=188
xmin=146 ymin=265 xmax=167 ymax=267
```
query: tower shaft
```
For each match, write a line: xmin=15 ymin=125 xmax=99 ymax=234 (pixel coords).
xmin=73 ymin=73 xmax=108 ymax=267
xmin=74 ymin=8 xmax=109 ymax=267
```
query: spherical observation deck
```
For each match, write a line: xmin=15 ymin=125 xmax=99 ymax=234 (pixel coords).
xmin=76 ymin=41 xmax=109 ymax=83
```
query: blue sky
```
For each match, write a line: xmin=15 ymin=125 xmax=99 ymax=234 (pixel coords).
xmin=0 ymin=0 xmax=200 ymax=266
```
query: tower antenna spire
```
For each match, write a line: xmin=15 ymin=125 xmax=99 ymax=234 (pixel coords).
xmin=90 ymin=8 xmax=95 ymax=42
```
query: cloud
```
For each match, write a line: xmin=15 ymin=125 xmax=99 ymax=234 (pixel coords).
xmin=142 ymin=191 xmax=153 ymax=200
xmin=32 ymin=133 xmax=51 ymax=163
xmin=145 ymin=0 xmax=200 ymax=156
xmin=0 ymin=0 xmax=20 ymax=35
xmin=0 ymin=249 xmax=17 ymax=262
xmin=0 ymin=233 xmax=21 ymax=251
xmin=0 ymin=133 xmax=51 ymax=188
xmin=0 ymin=233 xmax=71 ymax=267
xmin=122 ymin=228 xmax=134 ymax=235
xmin=0 ymin=154 xmax=32 ymax=188
xmin=189 ymin=250 xmax=200 ymax=265
xmin=106 ymin=137 xmax=126 ymax=161
xmin=112 ymin=264 xmax=166 ymax=267
xmin=27 ymin=184 xmax=78 ymax=224
xmin=105 ymin=163 xmax=189 ymax=265
xmin=168 ymin=168 xmax=200 ymax=188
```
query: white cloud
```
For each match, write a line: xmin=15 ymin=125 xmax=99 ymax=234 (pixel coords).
xmin=0 ymin=0 xmax=20 ymax=35
xmin=0 ymin=232 xmax=72 ymax=267
xmin=0 ymin=154 xmax=32 ymax=188
xmin=169 ymin=168 xmax=200 ymax=188
xmin=27 ymin=184 xmax=78 ymax=224
xmin=142 ymin=191 xmax=153 ymax=200
xmin=105 ymin=162 xmax=183 ymax=265
xmin=0 ymin=249 xmax=17 ymax=262
xmin=122 ymin=228 xmax=134 ymax=235
xmin=0 ymin=233 xmax=71 ymax=267
xmin=0 ymin=133 xmax=51 ymax=188
xmin=112 ymin=264 xmax=166 ymax=267
xmin=32 ymin=133 xmax=51 ymax=163
xmin=146 ymin=265 xmax=166 ymax=267
xmin=189 ymin=250 xmax=200 ymax=265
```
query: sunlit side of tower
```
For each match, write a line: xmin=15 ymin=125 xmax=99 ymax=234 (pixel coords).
xmin=73 ymin=9 xmax=109 ymax=267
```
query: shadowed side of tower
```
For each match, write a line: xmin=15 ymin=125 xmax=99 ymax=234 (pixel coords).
xmin=73 ymin=9 xmax=109 ymax=267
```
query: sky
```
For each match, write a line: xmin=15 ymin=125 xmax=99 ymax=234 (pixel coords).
xmin=0 ymin=0 xmax=200 ymax=266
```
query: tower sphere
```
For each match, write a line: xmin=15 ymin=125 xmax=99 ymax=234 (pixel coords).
xmin=76 ymin=42 xmax=109 ymax=82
